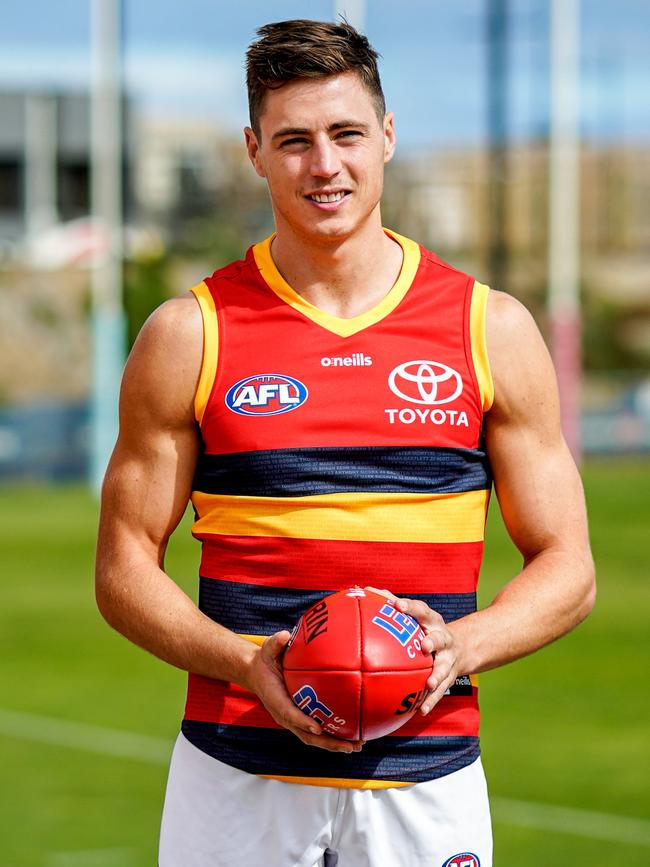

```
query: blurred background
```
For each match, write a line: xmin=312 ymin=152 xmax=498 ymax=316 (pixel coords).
xmin=0 ymin=1 xmax=648 ymax=866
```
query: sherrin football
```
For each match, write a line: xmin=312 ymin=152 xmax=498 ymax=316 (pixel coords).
xmin=283 ymin=587 xmax=433 ymax=741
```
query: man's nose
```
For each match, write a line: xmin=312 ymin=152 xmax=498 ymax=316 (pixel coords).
xmin=309 ymin=138 xmax=342 ymax=177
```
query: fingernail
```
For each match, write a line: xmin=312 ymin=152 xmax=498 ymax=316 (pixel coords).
xmin=310 ymin=727 xmax=321 ymax=735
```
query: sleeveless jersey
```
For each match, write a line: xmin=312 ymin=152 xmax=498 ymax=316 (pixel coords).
xmin=183 ymin=229 xmax=494 ymax=789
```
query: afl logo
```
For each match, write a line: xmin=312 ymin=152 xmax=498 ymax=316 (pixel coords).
xmin=225 ymin=374 xmax=308 ymax=416
xmin=388 ymin=360 xmax=463 ymax=405
xmin=442 ymin=854 xmax=480 ymax=867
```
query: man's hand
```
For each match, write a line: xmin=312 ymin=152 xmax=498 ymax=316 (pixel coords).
xmin=244 ymin=631 xmax=364 ymax=753
xmin=366 ymin=587 xmax=459 ymax=715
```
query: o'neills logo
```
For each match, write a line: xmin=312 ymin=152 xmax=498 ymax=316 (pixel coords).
xmin=386 ymin=360 xmax=468 ymax=427
xmin=321 ymin=354 xmax=372 ymax=367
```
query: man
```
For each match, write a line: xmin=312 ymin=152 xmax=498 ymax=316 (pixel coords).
xmin=95 ymin=19 xmax=595 ymax=867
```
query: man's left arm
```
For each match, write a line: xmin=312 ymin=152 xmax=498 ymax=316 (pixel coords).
xmin=374 ymin=290 xmax=596 ymax=715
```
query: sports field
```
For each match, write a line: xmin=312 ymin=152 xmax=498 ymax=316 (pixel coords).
xmin=1 ymin=460 xmax=648 ymax=866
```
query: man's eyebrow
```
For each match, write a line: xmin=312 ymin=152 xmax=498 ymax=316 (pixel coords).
xmin=329 ymin=120 xmax=371 ymax=132
xmin=272 ymin=120 xmax=371 ymax=141
xmin=272 ymin=126 xmax=310 ymax=141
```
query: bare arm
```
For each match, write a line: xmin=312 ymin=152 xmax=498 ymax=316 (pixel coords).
xmin=95 ymin=295 xmax=252 ymax=679
xmin=450 ymin=291 xmax=595 ymax=673
xmin=95 ymin=296 xmax=357 ymax=751
xmin=379 ymin=291 xmax=596 ymax=713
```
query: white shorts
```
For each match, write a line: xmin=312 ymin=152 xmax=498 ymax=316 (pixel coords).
xmin=159 ymin=733 xmax=492 ymax=867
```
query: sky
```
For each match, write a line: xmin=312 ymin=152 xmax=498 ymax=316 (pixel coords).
xmin=0 ymin=0 xmax=648 ymax=150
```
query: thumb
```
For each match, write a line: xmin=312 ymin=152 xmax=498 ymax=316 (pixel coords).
xmin=261 ymin=630 xmax=292 ymax=665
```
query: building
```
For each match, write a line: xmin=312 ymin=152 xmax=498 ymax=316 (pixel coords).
xmin=0 ymin=88 xmax=132 ymax=246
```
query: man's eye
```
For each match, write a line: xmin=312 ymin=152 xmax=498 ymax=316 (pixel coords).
xmin=337 ymin=130 xmax=362 ymax=139
xmin=280 ymin=137 xmax=308 ymax=147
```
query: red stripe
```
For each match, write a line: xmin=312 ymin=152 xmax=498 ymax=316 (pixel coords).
xmin=184 ymin=674 xmax=479 ymax=738
xmin=196 ymin=535 xmax=482 ymax=594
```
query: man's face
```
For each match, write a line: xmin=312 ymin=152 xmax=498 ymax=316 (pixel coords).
xmin=245 ymin=72 xmax=396 ymax=244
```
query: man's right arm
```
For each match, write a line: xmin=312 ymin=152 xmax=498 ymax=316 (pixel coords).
xmin=95 ymin=295 xmax=358 ymax=752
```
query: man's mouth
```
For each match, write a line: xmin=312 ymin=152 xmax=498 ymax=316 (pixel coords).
xmin=307 ymin=191 xmax=350 ymax=203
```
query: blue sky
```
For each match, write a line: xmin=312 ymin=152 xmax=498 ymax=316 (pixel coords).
xmin=1 ymin=0 xmax=648 ymax=149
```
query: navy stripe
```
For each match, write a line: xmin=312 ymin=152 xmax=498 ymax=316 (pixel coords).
xmin=193 ymin=446 xmax=491 ymax=497
xmin=199 ymin=578 xmax=476 ymax=635
xmin=181 ymin=722 xmax=480 ymax=783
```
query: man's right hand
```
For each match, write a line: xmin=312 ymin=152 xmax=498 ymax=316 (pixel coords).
xmin=244 ymin=631 xmax=364 ymax=754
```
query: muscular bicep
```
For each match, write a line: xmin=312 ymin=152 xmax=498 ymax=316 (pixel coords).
xmin=484 ymin=292 xmax=590 ymax=564
xmin=100 ymin=418 xmax=198 ymax=568
xmin=97 ymin=295 xmax=202 ymax=571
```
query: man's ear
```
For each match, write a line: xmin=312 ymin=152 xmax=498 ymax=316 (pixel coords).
xmin=383 ymin=112 xmax=396 ymax=165
xmin=244 ymin=127 xmax=266 ymax=178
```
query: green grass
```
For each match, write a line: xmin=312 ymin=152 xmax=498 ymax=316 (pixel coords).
xmin=0 ymin=461 xmax=648 ymax=866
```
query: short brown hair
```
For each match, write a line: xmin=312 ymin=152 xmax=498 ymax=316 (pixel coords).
xmin=246 ymin=19 xmax=386 ymax=139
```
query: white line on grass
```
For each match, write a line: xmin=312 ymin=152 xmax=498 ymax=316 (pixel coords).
xmin=0 ymin=707 xmax=170 ymax=764
xmin=46 ymin=848 xmax=137 ymax=867
xmin=1 ymin=707 xmax=649 ymax=848
xmin=491 ymin=797 xmax=650 ymax=848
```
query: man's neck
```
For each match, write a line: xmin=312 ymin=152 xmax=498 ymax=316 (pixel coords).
xmin=270 ymin=221 xmax=404 ymax=320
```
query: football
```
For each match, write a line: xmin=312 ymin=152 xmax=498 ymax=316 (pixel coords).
xmin=283 ymin=587 xmax=433 ymax=741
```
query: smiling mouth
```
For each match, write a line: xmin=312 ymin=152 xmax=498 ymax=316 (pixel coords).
xmin=307 ymin=191 xmax=350 ymax=203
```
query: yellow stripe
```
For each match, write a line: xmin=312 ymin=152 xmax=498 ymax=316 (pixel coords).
xmin=191 ymin=489 xmax=488 ymax=543
xmin=251 ymin=229 xmax=421 ymax=337
xmin=469 ymin=281 xmax=494 ymax=411
xmin=239 ymin=634 xmax=265 ymax=646
xmin=190 ymin=281 xmax=219 ymax=424
xmin=258 ymin=774 xmax=413 ymax=789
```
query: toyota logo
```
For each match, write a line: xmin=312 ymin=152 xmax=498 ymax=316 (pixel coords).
xmin=388 ymin=360 xmax=463 ymax=405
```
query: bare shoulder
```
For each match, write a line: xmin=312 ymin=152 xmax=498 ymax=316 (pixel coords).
xmin=485 ymin=289 xmax=557 ymax=419
xmin=134 ymin=292 xmax=202 ymax=358
xmin=486 ymin=289 xmax=544 ymax=356
xmin=121 ymin=292 xmax=203 ymax=430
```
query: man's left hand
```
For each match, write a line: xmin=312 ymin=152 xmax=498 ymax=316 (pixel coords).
xmin=365 ymin=586 xmax=460 ymax=715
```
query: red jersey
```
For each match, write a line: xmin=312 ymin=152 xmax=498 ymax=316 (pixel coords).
xmin=183 ymin=229 xmax=493 ymax=788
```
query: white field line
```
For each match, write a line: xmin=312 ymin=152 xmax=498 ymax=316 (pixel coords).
xmin=491 ymin=797 xmax=650 ymax=848
xmin=46 ymin=848 xmax=137 ymax=867
xmin=1 ymin=708 xmax=649 ymax=848
xmin=0 ymin=707 xmax=170 ymax=764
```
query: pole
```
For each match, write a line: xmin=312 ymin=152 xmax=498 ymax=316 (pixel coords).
xmin=334 ymin=0 xmax=365 ymax=30
xmin=548 ymin=0 xmax=582 ymax=462
xmin=24 ymin=93 xmax=59 ymax=239
xmin=486 ymin=0 xmax=509 ymax=292
xmin=90 ymin=0 xmax=126 ymax=494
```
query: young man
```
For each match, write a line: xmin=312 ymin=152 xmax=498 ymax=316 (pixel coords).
xmin=95 ymin=19 xmax=595 ymax=867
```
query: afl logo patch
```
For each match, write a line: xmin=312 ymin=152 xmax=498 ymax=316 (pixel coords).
xmin=388 ymin=360 xmax=463 ymax=405
xmin=225 ymin=374 xmax=308 ymax=416
xmin=442 ymin=854 xmax=480 ymax=867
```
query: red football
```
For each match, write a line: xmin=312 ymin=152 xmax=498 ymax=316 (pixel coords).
xmin=282 ymin=587 xmax=433 ymax=741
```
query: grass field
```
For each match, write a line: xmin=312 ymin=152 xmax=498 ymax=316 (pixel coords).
xmin=1 ymin=460 xmax=649 ymax=866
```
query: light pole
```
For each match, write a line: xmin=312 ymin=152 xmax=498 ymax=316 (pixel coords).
xmin=486 ymin=0 xmax=509 ymax=294
xmin=548 ymin=0 xmax=582 ymax=462
xmin=334 ymin=0 xmax=365 ymax=29
xmin=90 ymin=0 xmax=126 ymax=493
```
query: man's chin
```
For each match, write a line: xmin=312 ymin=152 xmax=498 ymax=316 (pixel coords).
xmin=293 ymin=217 xmax=356 ymax=245
xmin=301 ymin=210 xmax=377 ymax=242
